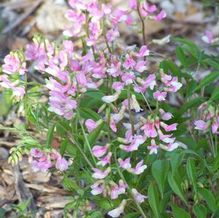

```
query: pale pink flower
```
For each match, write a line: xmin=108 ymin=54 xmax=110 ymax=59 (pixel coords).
xmin=118 ymin=157 xmax=131 ymax=170
xmin=121 ymin=72 xmax=135 ymax=85
xmin=202 ymin=30 xmax=213 ymax=44
xmin=135 ymin=60 xmax=147 ymax=72
xmin=30 ymin=148 xmax=43 ymax=158
xmin=129 ymin=160 xmax=147 ymax=175
xmin=92 ymin=144 xmax=109 ymax=158
xmin=85 ymin=119 xmax=97 ymax=133
xmin=154 ymin=10 xmax=166 ymax=21
xmin=132 ymin=188 xmax=147 ymax=203
xmin=123 ymin=55 xmax=136 ymax=70
xmin=161 ymin=122 xmax=178 ymax=132
xmin=106 ymin=28 xmax=120 ymax=42
xmin=212 ymin=121 xmax=219 ymax=134
xmin=194 ymin=120 xmax=208 ymax=131
xmin=110 ymin=118 xmax=117 ymax=132
xmin=55 ymin=157 xmax=69 ymax=171
xmin=167 ymin=142 xmax=179 ymax=151
xmin=31 ymin=155 xmax=52 ymax=172
xmin=141 ymin=120 xmax=157 ymax=138
xmin=108 ymin=200 xmax=127 ymax=218
xmin=120 ymin=135 xmax=145 ymax=152
xmin=102 ymin=91 xmax=121 ymax=103
xmin=92 ymin=168 xmax=110 ymax=179
xmin=97 ymin=152 xmax=112 ymax=167
xmin=159 ymin=109 xmax=173 ymax=120
xmin=112 ymin=81 xmax=124 ymax=91
xmin=129 ymin=0 xmax=137 ymax=9
xmin=137 ymin=45 xmax=150 ymax=57
xmin=91 ymin=181 xmax=104 ymax=195
xmin=153 ymin=91 xmax=167 ymax=101
xmin=109 ymin=180 xmax=126 ymax=199
xmin=147 ymin=139 xmax=159 ymax=155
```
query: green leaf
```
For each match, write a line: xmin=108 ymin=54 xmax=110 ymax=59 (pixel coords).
xmin=152 ymin=160 xmax=169 ymax=198
xmin=194 ymin=72 xmax=219 ymax=92
xmin=123 ymin=212 xmax=140 ymax=218
xmin=62 ymin=176 xmax=80 ymax=193
xmin=172 ymin=205 xmax=191 ymax=218
xmin=46 ymin=123 xmax=56 ymax=148
xmin=210 ymin=86 xmax=219 ymax=102
xmin=186 ymin=158 xmax=197 ymax=193
xmin=148 ymin=182 xmax=160 ymax=218
xmin=168 ymin=172 xmax=187 ymax=205
xmin=198 ymin=188 xmax=217 ymax=212
xmin=88 ymin=121 xmax=104 ymax=146
xmin=192 ymin=204 xmax=208 ymax=218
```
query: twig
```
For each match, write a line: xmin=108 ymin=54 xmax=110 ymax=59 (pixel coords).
xmin=2 ymin=0 xmax=43 ymax=34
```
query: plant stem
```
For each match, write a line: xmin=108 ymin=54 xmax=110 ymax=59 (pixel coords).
xmin=137 ymin=2 xmax=146 ymax=45
xmin=68 ymin=134 xmax=94 ymax=169
xmin=127 ymin=86 xmax=135 ymax=135
xmin=79 ymin=120 xmax=97 ymax=165
xmin=114 ymin=152 xmax=148 ymax=218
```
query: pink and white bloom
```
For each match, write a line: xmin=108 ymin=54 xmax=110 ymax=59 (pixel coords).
xmin=97 ymin=152 xmax=112 ymax=167
xmin=55 ymin=157 xmax=69 ymax=171
xmin=137 ymin=45 xmax=150 ymax=57
xmin=118 ymin=157 xmax=131 ymax=170
xmin=109 ymin=180 xmax=127 ymax=199
xmin=153 ymin=91 xmax=167 ymax=101
xmin=132 ymin=188 xmax=147 ymax=203
xmin=91 ymin=181 xmax=104 ymax=195
xmin=194 ymin=120 xmax=208 ymax=131
xmin=147 ymin=139 xmax=159 ymax=155
xmin=85 ymin=119 xmax=97 ymax=133
xmin=154 ymin=10 xmax=166 ymax=21
xmin=129 ymin=160 xmax=147 ymax=175
xmin=108 ymin=200 xmax=127 ymax=218
xmin=161 ymin=122 xmax=178 ymax=132
xmin=92 ymin=144 xmax=109 ymax=158
xmin=202 ymin=30 xmax=213 ymax=44
xmin=159 ymin=109 xmax=173 ymax=120
xmin=102 ymin=91 xmax=121 ymax=103
xmin=92 ymin=167 xmax=110 ymax=179
xmin=141 ymin=120 xmax=157 ymax=138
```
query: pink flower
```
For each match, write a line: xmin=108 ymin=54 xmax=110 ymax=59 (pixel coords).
xmin=30 ymin=148 xmax=43 ymax=158
xmin=92 ymin=144 xmax=109 ymax=158
xmin=2 ymin=54 xmax=25 ymax=75
xmin=109 ymin=180 xmax=127 ymax=199
xmin=129 ymin=160 xmax=147 ymax=175
xmin=129 ymin=0 xmax=137 ymax=9
xmin=112 ymin=82 xmax=124 ymax=91
xmin=92 ymin=168 xmax=110 ymax=179
xmin=212 ymin=121 xmax=219 ymax=134
xmin=123 ymin=55 xmax=136 ymax=70
xmin=137 ymin=45 xmax=150 ymax=57
xmin=31 ymin=155 xmax=52 ymax=172
xmin=85 ymin=119 xmax=97 ymax=133
xmin=106 ymin=28 xmax=120 ymax=42
xmin=132 ymin=188 xmax=147 ymax=203
xmin=153 ymin=91 xmax=167 ymax=101
xmin=135 ymin=60 xmax=147 ymax=72
xmin=154 ymin=10 xmax=166 ymax=21
xmin=202 ymin=30 xmax=213 ymax=44
xmin=55 ymin=157 xmax=69 ymax=171
xmin=120 ymin=135 xmax=145 ymax=152
xmin=147 ymin=139 xmax=159 ymax=155
xmin=91 ymin=181 xmax=104 ymax=195
xmin=97 ymin=152 xmax=112 ymax=167
xmin=161 ymin=122 xmax=178 ymax=132
xmin=108 ymin=200 xmax=127 ymax=218
xmin=194 ymin=120 xmax=208 ymax=131
xmin=166 ymin=142 xmax=179 ymax=151
xmin=118 ymin=157 xmax=131 ymax=170
xmin=159 ymin=109 xmax=173 ymax=120
xmin=141 ymin=120 xmax=157 ymax=138
xmin=140 ymin=3 xmax=157 ymax=17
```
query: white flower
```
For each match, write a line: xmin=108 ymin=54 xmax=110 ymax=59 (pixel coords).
xmin=108 ymin=200 xmax=127 ymax=218
xmin=102 ymin=91 xmax=121 ymax=103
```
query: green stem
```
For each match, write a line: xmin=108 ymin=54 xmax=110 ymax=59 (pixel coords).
xmin=79 ymin=120 xmax=97 ymax=165
xmin=114 ymin=151 xmax=148 ymax=218
xmin=127 ymin=86 xmax=135 ymax=135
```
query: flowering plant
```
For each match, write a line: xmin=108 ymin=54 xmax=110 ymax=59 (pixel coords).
xmin=0 ymin=0 xmax=219 ymax=217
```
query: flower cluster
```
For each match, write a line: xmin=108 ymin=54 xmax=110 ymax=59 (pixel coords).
xmin=29 ymin=148 xmax=69 ymax=172
xmin=0 ymin=52 xmax=26 ymax=100
xmin=194 ymin=103 xmax=219 ymax=134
